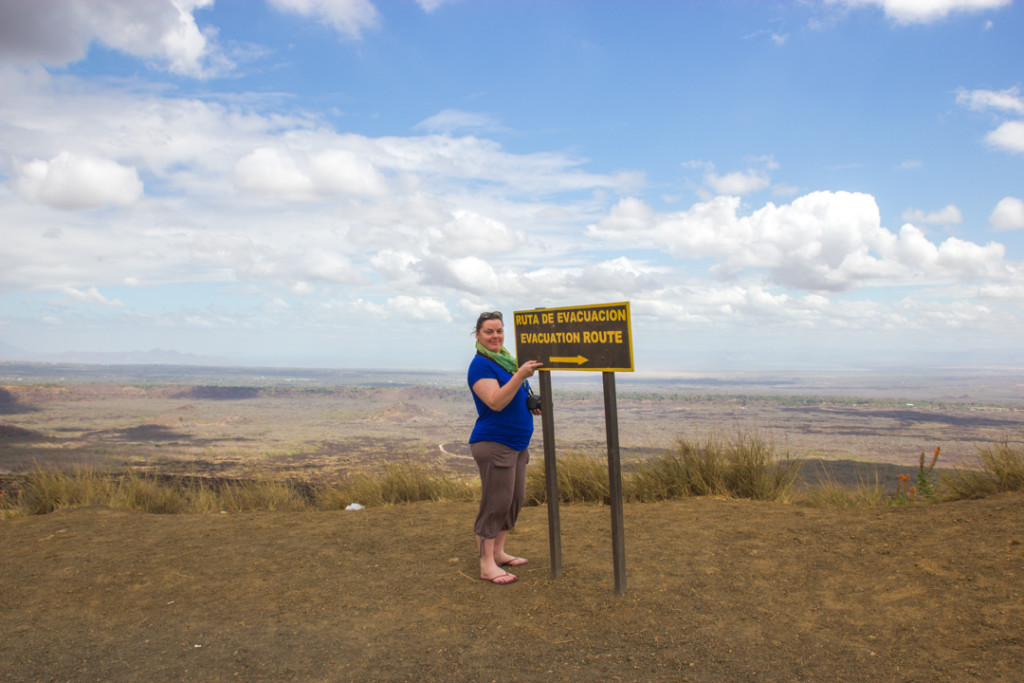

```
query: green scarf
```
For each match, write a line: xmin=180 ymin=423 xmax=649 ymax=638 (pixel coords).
xmin=475 ymin=341 xmax=518 ymax=375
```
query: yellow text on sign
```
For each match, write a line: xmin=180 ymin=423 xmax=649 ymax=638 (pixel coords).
xmin=514 ymin=308 xmax=629 ymax=327
xmin=519 ymin=330 xmax=622 ymax=344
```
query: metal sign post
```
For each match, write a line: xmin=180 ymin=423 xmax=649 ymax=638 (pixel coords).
xmin=603 ymin=371 xmax=627 ymax=595
xmin=538 ymin=370 xmax=561 ymax=578
xmin=513 ymin=302 xmax=634 ymax=594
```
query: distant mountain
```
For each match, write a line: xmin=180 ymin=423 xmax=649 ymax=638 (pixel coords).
xmin=44 ymin=349 xmax=229 ymax=365
xmin=0 ymin=339 xmax=28 ymax=360
xmin=0 ymin=341 xmax=227 ymax=366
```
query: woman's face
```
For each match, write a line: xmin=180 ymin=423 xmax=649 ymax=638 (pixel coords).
xmin=476 ymin=319 xmax=504 ymax=352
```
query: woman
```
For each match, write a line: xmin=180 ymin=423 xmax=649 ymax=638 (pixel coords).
xmin=467 ymin=310 xmax=543 ymax=585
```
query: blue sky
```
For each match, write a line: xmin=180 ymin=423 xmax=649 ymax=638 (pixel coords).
xmin=1 ymin=0 xmax=1022 ymax=374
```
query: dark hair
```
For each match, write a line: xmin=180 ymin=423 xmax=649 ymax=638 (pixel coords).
xmin=474 ymin=311 xmax=503 ymax=334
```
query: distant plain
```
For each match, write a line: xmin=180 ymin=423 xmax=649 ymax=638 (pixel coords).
xmin=2 ymin=362 xmax=1022 ymax=486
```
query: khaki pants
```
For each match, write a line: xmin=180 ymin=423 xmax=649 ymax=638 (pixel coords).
xmin=471 ymin=441 xmax=530 ymax=539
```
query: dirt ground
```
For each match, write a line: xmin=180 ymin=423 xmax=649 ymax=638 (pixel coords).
xmin=3 ymin=493 xmax=1023 ymax=682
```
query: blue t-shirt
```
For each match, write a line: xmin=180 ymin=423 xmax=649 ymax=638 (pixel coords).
xmin=467 ymin=354 xmax=534 ymax=450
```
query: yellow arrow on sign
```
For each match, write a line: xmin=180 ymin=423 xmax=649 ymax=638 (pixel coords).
xmin=549 ymin=355 xmax=589 ymax=365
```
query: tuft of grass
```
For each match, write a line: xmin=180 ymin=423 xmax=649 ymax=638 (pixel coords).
xmin=720 ymin=432 xmax=802 ymax=502
xmin=942 ymin=438 xmax=1024 ymax=500
xmin=216 ymin=479 xmax=309 ymax=512
xmin=978 ymin=438 xmax=1024 ymax=492
xmin=528 ymin=433 xmax=801 ymax=505
xmin=940 ymin=466 xmax=997 ymax=500
xmin=7 ymin=467 xmax=314 ymax=515
xmin=625 ymin=451 xmax=690 ymax=502
xmin=0 ymin=485 xmax=25 ymax=519
xmin=674 ymin=435 xmax=729 ymax=497
xmin=320 ymin=461 xmax=476 ymax=509
xmin=111 ymin=471 xmax=188 ymax=514
xmin=628 ymin=431 xmax=802 ymax=503
xmin=555 ymin=451 xmax=610 ymax=503
xmin=526 ymin=451 xmax=610 ymax=504
xmin=19 ymin=466 xmax=114 ymax=515
xmin=524 ymin=462 xmax=546 ymax=506
xmin=801 ymin=465 xmax=887 ymax=509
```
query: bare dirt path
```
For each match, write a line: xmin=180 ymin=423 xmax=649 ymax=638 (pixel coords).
xmin=3 ymin=493 xmax=1023 ymax=682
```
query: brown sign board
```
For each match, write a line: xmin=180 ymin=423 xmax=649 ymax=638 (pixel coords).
xmin=513 ymin=301 xmax=634 ymax=372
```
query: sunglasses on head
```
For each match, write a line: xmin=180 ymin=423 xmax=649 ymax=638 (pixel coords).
xmin=480 ymin=311 xmax=503 ymax=320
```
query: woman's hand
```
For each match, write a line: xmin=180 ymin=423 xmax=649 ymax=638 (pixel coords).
xmin=517 ymin=360 xmax=543 ymax=379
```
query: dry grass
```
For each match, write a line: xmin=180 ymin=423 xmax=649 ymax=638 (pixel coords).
xmin=801 ymin=465 xmax=888 ymax=509
xmin=4 ymin=433 xmax=1024 ymax=518
xmin=318 ymin=461 xmax=478 ymax=509
xmin=16 ymin=466 xmax=115 ymax=515
xmin=111 ymin=471 xmax=190 ymax=514
xmin=627 ymin=431 xmax=803 ymax=503
xmin=526 ymin=431 xmax=803 ymax=505
xmin=525 ymin=450 xmax=609 ymax=504
xmin=1 ymin=467 xmax=314 ymax=516
xmin=941 ymin=437 xmax=1024 ymax=500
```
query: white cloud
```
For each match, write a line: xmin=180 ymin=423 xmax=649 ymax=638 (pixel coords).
xmin=385 ymin=295 xmax=452 ymax=321
xmin=990 ymin=197 xmax=1024 ymax=231
xmin=706 ymin=168 xmax=771 ymax=196
xmin=0 ymin=69 xmax=319 ymax=196
xmin=14 ymin=151 xmax=143 ymax=210
xmin=309 ymin=149 xmax=389 ymax=196
xmin=61 ymin=286 xmax=124 ymax=307
xmin=901 ymin=204 xmax=963 ymax=225
xmin=956 ymin=87 xmax=1024 ymax=155
xmin=0 ymin=0 xmax=223 ymax=77
xmin=371 ymin=250 xmax=422 ymax=286
xmin=267 ymin=0 xmax=380 ymax=40
xmin=830 ymin=0 xmax=1012 ymax=24
xmin=741 ymin=29 xmax=788 ymax=46
xmin=232 ymin=147 xmax=315 ymax=200
xmin=956 ymin=87 xmax=1024 ymax=114
xmin=428 ymin=210 xmax=523 ymax=257
xmin=932 ymin=235 xmax=1006 ymax=278
xmin=414 ymin=0 xmax=462 ymax=12
xmin=985 ymin=120 xmax=1024 ymax=154
xmin=0 ymin=74 xmax=642 ymax=300
xmin=232 ymin=146 xmax=388 ymax=200
xmin=574 ymin=257 xmax=666 ymax=296
xmin=0 ymin=71 xmax=634 ymax=214
xmin=418 ymin=255 xmax=502 ymax=294
xmin=300 ymin=251 xmax=359 ymax=284
xmin=588 ymin=196 xmax=657 ymax=234
xmin=589 ymin=191 xmax=1015 ymax=293
xmin=415 ymin=109 xmax=506 ymax=135
xmin=517 ymin=257 xmax=666 ymax=301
